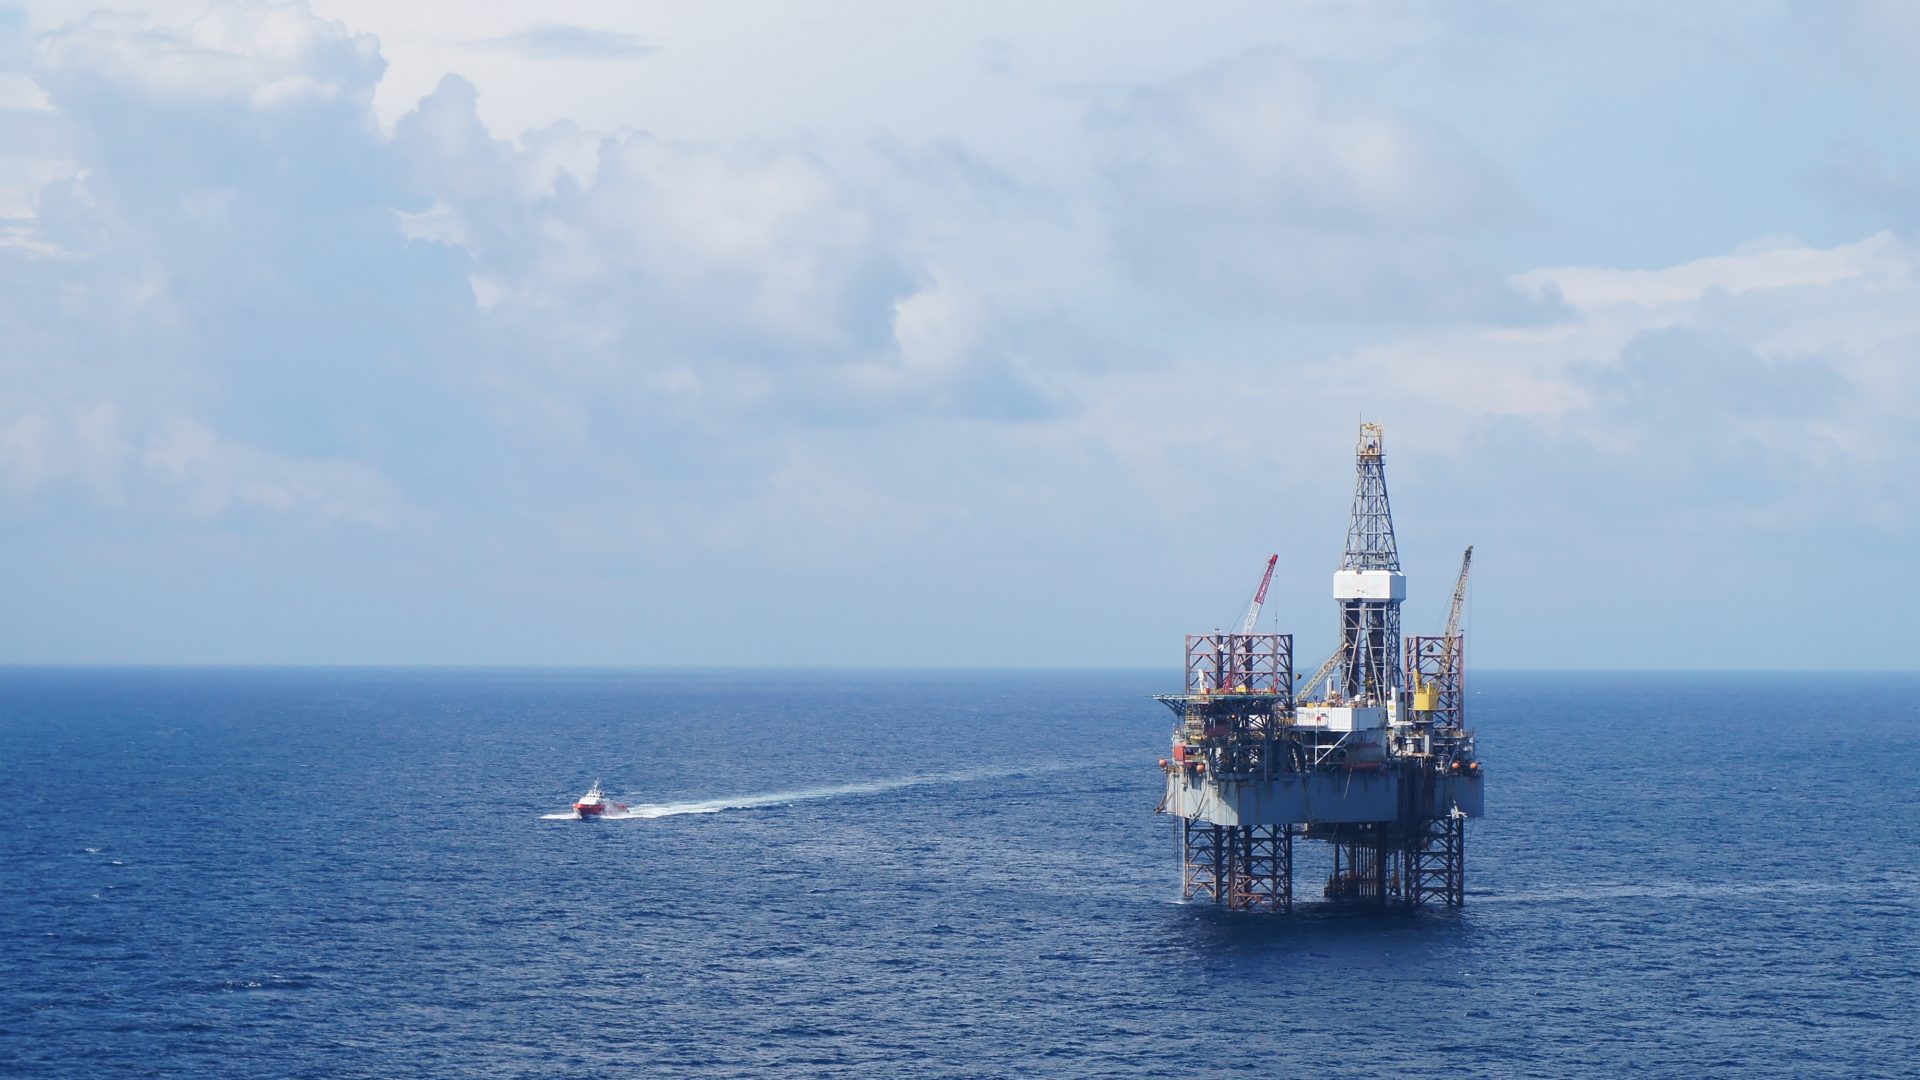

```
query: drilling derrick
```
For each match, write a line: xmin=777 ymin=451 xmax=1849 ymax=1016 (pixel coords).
xmin=1156 ymin=423 xmax=1483 ymax=911
xmin=1336 ymin=424 xmax=1402 ymax=703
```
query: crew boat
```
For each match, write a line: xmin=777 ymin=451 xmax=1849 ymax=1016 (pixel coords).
xmin=573 ymin=780 xmax=625 ymax=819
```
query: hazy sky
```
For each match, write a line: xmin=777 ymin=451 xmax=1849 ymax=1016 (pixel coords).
xmin=1 ymin=1 xmax=1915 ymax=667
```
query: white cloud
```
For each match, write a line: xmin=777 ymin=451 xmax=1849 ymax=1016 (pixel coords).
xmin=32 ymin=0 xmax=382 ymax=110
xmin=0 ymin=1 xmax=424 ymax=530
xmin=142 ymin=416 xmax=401 ymax=524
xmin=1515 ymin=233 xmax=1912 ymax=310
xmin=0 ymin=72 xmax=49 ymax=109
xmin=383 ymin=71 xmax=1085 ymax=427
xmin=0 ymin=403 xmax=396 ymax=523
xmin=1 ymin=0 xmax=1917 ymax=665
xmin=1088 ymin=49 xmax=1549 ymax=323
xmin=0 ymin=402 xmax=132 ymax=499
xmin=1340 ymin=233 xmax=1920 ymax=538
xmin=891 ymin=275 xmax=978 ymax=376
xmin=394 ymin=73 xmax=907 ymax=357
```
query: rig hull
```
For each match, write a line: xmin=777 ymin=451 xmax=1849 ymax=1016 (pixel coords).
xmin=1165 ymin=769 xmax=1482 ymax=828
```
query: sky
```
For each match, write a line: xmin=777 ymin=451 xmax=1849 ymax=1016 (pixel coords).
xmin=0 ymin=0 xmax=1916 ymax=668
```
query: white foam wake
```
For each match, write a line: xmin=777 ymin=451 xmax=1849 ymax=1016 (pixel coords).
xmin=542 ymin=761 xmax=1091 ymax=821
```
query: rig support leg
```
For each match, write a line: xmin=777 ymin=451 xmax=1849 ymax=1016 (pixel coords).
xmin=1227 ymin=825 xmax=1292 ymax=912
xmin=1404 ymin=812 xmax=1468 ymax=907
xmin=1224 ymin=826 xmax=1245 ymax=909
xmin=1281 ymin=825 xmax=1294 ymax=913
xmin=1448 ymin=813 xmax=1466 ymax=907
xmin=1211 ymin=824 xmax=1225 ymax=904
xmin=1181 ymin=819 xmax=1227 ymax=904
xmin=1375 ymin=831 xmax=1389 ymax=907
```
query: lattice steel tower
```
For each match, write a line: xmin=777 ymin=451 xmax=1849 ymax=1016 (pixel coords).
xmin=1336 ymin=423 xmax=1404 ymax=703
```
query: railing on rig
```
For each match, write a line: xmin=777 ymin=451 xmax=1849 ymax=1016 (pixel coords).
xmin=1184 ymin=633 xmax=1294 ymax=706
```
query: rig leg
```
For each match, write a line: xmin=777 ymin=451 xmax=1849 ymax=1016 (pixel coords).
xmin=1406 ymin=813 xmax=1468 ymax=907
xmin=1281 ymin=825 xmax=1294 ymax=913
xmin=1230 ymin=824 xmax=1291 ymax=912
xmin=1181 ymin=819 xmax=1226 ymax=904
xmin=1212 ymin=825 xmax=1226 ymax=904
xmin=1224 ymin=826 xmax=1246 ymax=909
xmin=1449 ymin=814 xmax=1466 ymax=907
xmin=1375 ymin=832 xmax=1389 ymax=907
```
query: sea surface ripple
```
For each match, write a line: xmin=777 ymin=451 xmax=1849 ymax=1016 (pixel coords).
xmin=2 ymin=668 xmax=1916 ymax=1077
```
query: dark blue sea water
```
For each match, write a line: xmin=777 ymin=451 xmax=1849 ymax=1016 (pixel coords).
xmin=3 ymin=668 xmax=1917 ymax=1077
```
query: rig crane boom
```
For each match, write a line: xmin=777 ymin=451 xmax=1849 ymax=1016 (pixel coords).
xmin=1298 ymin=646 xmax=1342 ymax=703
xmin=1444 ymin=546 xmax=1474 ymax=641
xmin=1238 ymin=554 xmax=1279 ymax=635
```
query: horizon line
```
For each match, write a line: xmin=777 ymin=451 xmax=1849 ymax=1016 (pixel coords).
xmin=0 ymin=663 xmax=1915 ymax=676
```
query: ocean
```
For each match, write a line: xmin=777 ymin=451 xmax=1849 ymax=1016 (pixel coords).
xmin=2 ymin=667 xmax=1916 ymax=1077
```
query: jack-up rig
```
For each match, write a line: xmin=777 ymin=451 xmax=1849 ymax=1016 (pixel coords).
xmin=1156 ymin=422 xmax=1483 ymax=911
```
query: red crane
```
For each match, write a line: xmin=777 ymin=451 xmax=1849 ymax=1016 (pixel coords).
xmin=1238 ymin=554 xmax=1279 ymax=635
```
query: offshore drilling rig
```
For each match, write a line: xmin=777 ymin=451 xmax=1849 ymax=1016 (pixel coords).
xmin=1156 ymin=422 xmax=1483 ymax=911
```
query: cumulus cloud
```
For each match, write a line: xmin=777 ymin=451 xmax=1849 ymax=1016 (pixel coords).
xmin=0 ymin=404 xmax=398 ymax=523
xmin=2 ymin=0 xmax=1916 ymax=665
xmin=1514 ymin=233 xmax=1910 ymax=310
xmin=1593 ymin=327 xmax=1847 ymax=421
xmin=1526 ymin=326 xmax=1858 ymax=519
xmin=141 ymin=416 xmax=402 ymax=524
xmin=1089 ymin=50 xmax=1552 ymax=323
xmin=5 ymin=0 xmax=435 ymax=527
xmin=840 ymin=273 xmax=1058 ymax=420
xmin=0 ymin=0 xmax=1070 ymax=552
xmin=33 ymin=0 xmax=381 ymax=111
xmin=0 ymin=402 xmax=132 ymax=500
xmin=386 ymin=72 xmax=1070 ymax=428
xmin=395 ymin=73 xmax=908 ymax=356
xmin=1347 ymin=232 xmax=1920 ymax=545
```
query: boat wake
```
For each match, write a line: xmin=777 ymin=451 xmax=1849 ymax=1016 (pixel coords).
xmin=541 ymin=762 xmax=1093 ymax=821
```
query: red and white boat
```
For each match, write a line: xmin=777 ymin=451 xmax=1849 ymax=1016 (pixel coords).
xmin=572 ymin=780 xmax=627 ymax=819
